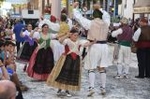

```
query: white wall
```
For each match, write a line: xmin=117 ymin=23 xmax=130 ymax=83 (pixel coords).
xmin=118 ymin=0 xmax=134 ymax=19
xmin=21 ymin=9 xmax=40 ymax=19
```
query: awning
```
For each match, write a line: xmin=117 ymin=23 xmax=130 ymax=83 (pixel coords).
xmin=6 ymin=0 xmax=29 ymax=4
xmin=133 ymin=0 xmax=150 ymax=14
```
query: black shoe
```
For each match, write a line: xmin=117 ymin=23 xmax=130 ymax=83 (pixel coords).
xmin=135 ymin=76 xmax=144 ymax=78
xmin=23 ymin=64 xmax=27 ymax=72
xmin=57 ymin=89 xmax=62 ymax=96
xmin=65 ymin=90 xmax=72 ymax=97
xmin=57 ymin=89 xmax=62 ymax=93
xmin=145 ymin=76 xmax=150 ymax=78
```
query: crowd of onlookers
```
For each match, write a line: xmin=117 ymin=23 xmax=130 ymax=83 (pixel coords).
xmin=0 ymin=17 xmax=28 ymax=99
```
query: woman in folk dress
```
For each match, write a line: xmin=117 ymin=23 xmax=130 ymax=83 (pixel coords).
xmin=26 ymin=23 xmax=59 ymax=81
xmin=18 ymin=24 xmax=38 ymax=62
xmin=47 ymin=28 xmax=95 ymax=96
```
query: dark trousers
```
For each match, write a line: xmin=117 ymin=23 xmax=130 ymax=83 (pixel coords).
xmin=16 ymin=86 xmax=23 ymax=99
xmin=136 ymin=48 xmax=150 ymax=77
xmin=16 ymin=41 xmax=24 ymax=53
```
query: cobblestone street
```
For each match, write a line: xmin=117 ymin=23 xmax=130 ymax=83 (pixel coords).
xmin=16 ymin=45 xmax=150 ymax=99
xmin=0 ymin=0 xmax=150 ymax=99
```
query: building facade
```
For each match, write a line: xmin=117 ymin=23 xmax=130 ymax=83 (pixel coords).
xmin=10 ymin=0 xmax=149 ymax=21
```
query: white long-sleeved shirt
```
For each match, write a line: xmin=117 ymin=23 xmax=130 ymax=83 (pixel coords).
xmin=100 ymin=9 xmax=110 ymax=26
xmin=73 ymin=8 xmax=91 ymax=30
xmin=111 ymin=28 xmax=123 ymax=37
xmin=132 ymin=28 xmax=141 ymax=42
xmin=73 ymin=8 xmax=110 ymax=30
xmin=67 ymin=18 xmax=73 ymax=30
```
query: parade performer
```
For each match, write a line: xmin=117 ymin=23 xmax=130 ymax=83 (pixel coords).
xmin=73 ymin=2 xmax=110 ymax=96
xmin=51 ymin=14 xmax=70 ymax=63
xmin=47 ymin=28 xmax=95 ymax=97
xmin=17 ymin=24 xmax=38 ymax=62
xmin=111 ymin=17 xmax=133 ymax=79
xmin=26 ymin=22 xmax=59 ymax=81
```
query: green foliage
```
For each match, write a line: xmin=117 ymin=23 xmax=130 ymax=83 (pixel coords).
xmin=0 ymin=0 xmax=5 ymax=2
xmin=111 ymin=17 xmax=120 ymax=23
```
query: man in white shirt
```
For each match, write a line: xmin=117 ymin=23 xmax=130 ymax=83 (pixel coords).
xmin=73 ymin=2 xmax=110 ymax=96
xmin=111 ymin=17 xmax=133 ymax=79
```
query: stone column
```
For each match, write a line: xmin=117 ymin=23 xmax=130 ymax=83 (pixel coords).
xmin=42 ymin=0 xmax=45 ymax=15
xmin=51 ymin=0 xmax=61 ymax=19
xmin=103 ymin=0 xmax=106 ymax=10
xmin=107 ymin=0 xmax=110 ymax=12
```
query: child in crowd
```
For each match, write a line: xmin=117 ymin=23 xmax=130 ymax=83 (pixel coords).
xmin=0 ymin=31 xmax=6 ymax=40
xmin=4 ymin=41 xmax=16 ymax=72
xmin=0 ymin=40 xmax=24 ymax=98
xmin=1 ymin=41 xmax=28 ymax=92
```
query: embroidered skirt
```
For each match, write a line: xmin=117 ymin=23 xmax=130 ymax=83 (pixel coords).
xmin=47 ymin=54 xmax=81 ymax=91
xmin=27 ymin=47 xmax=54 ymax=80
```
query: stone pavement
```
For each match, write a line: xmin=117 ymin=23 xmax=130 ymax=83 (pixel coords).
xmin=16 ymin=45 xmax=150 ymax=99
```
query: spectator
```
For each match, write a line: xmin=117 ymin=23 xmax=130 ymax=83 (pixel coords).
xmin=0 ymin=59 xmax=9 ymax=80
xmin=133 ymin=18 xmax=150 ymax=78
xmin=0 ymin=80 xmax=16 ymax=99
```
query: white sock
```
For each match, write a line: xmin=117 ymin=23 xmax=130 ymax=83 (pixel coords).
xmin=117 ymin=64 xmax=123 ymax=75
xmin=123 ymin=64 xmax=129 ymax=75
xmin=88 ymin=71 xmax=95 ymax=88
xmin=100 ymin=72 xmax=106 ymax=88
